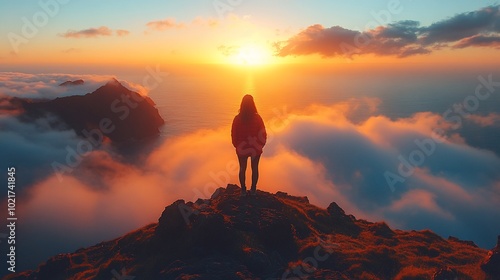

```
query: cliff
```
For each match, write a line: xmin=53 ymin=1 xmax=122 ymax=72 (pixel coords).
xmin=6 ymin=185 xmax=497 ymax=280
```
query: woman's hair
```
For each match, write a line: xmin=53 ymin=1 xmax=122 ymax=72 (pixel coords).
xmin=239 ymin=94 xmax=258 ymax=121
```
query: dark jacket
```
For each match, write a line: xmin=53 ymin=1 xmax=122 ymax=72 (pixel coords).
xmin=231 ymin=113 xmax=267 ymax=157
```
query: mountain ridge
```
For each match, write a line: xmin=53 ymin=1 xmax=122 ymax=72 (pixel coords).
xmin=17 ymin=78 xmax=164 ymax=143
xmin=6 ymin=184 xmax=498 ymax=280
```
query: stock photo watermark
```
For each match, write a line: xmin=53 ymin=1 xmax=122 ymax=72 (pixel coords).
xmin=5 ymin=167 xmax=17 ymax=273
xmin=51 ymin=65 xmax=169 ymax=181
xmin=8 ymin=0 xmax=71 ymax=54
xmin=385 ymin=74 xmax=500 ymax=192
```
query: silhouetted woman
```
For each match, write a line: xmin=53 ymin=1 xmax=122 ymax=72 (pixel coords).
xmin=231 ymin=95 xmax=267 ymax=196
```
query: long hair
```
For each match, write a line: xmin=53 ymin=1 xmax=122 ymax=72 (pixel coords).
xmin=239 ymin=94 xmax=258 ymax=121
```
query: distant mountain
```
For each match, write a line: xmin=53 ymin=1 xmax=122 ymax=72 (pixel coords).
xmin=6 ymin=185 xmax=498 ymax=280
xmin=59 ymin=79 xmax=84 ymax=86
xmin=20 ymin=78 xmax=164 ymax=143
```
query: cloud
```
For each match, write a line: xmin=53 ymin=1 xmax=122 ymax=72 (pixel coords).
xmin=218 ymin=45 xmax=240 ymax=56
xmin=275 ymin=5 xmax=500 ymax=58
xmin=192 ymin=16 xmax=219 ymax=28
xmin=61 ymin=47 xmax=81 ymax=54
xmin=146 ymin=18 xmax=184 ymax=31
xmin=0 ymin=72 xmax=149 ymax=193
xmin=466 ymin=113 xmax=500 ymax=127
xmin=0 ymin=72 xmax=147 ymax=99
xmin=453 ymin=34 xmax=500 ymax=48
xmin=420 ymin=5 xmax=500 ymax=45
xmin=59 ymin=26 xmax=130 ymax=38
xmin=59 ymin=26 xmax=113 ymax=38
xmin=116 ymin=29 xmax=130 ymax=36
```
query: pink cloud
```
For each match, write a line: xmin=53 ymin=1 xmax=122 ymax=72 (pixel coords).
xmin=116 ymin=29 xmax=130 ymax=36
xmin=59 ymin=26 xmax=113 ymax=38
xmin=146 ymin=18 xmax=184 ymax=31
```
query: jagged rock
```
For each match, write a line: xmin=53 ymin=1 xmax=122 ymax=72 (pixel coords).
xmin=327 ymin=201 xmax=360 ymax=236
xmin=191 ymin=213 xmax=235 ymax=252
xmin=257 ymin=208 xmax=297 ymax=258
xmin=369 ymin=222 xmax=395 ymax=238
xmin=37 ymin=254 xmax=71 ymax=280
xmin=276 ymin=191 xmax=309 ymax=203
xmin=481 ymin=235 xmax=500 ymax=278
xmin=59 ymin=79 xmax=84 ymax=86
xmin=240 ymin=248 xmax=271 ymax=273
xmin=5 ymin=185 xmax=491 ymax=280
xmin=448 ymin=236 xmax=478 ymax=247
xmin=432 ymin=266 xmax=458 ymax=280
xmin=156 ymin=199 xmax=189 ymax=239
xmin=327 ymin=201 xmax=347 ymax=217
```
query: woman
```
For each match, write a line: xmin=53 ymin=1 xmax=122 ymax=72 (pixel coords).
xmin=231 ymin=95 xmax=267 ymax=196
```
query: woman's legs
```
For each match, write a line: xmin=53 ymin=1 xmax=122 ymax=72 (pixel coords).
xmin=250 ymin=155 xmax=261 ymax=193
xmin=238 ymin=155 xmax=248 ymax=194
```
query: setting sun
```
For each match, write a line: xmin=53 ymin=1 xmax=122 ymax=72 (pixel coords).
xmin=228 ymin=44 xmax=273 ymax=66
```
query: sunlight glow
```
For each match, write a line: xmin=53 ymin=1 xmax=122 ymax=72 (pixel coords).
xmin=228 ymin=44 xmax=273 ymax=66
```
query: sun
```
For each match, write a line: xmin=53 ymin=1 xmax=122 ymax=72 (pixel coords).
xmin=228 ymin=44 xmax=273 ymax=66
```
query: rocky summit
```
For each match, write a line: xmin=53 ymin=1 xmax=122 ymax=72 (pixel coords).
xmin=6 ymin=185 xmax=497 ymax=279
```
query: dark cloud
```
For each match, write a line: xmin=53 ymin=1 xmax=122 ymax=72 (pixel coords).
xmin=420 ymin=5 xmax=500 ymax=45
xmin=274 ymin=25 xmax=361 ymax=57
xmin=453 ymin=34 xmax=500 ymax=48
xmin=275 ymin=5 xmax=500 ymax=58
xmin=59 ymin=26 xmax=129 ymax=38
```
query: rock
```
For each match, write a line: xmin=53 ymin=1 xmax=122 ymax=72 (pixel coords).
xmin=257 ymin=208 xmax=297 ymax=259
xmin=276 ymin=191 xmax=309 ymax=203
xmin=448 ymin=236 xmax=478 ymax=247
xmin=241 ymin=248 xmax=271 ymax=273
xmin=327 ymin=202 xmax=347 ymax=217
xmin=191 ymin=213 xmax=235 ymax=252
xmin=481 ymin=235 xmax=500 ymax=277
xmin=327 ymin=201 xmax=360 ymax=235
xmin=156 ymin=200 xmax=190 ymax=239
xmin=38 ymin=254 xmax=71 ymax=279
xmin=369 ymin=222 xmax=395 ymax=239
xmin=432 ymin=266 xmax=458 ymax=280
xmin=59 ymin=79 xmax=84 ymax=86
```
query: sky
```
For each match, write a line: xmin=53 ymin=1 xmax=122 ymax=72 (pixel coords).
xmin=1 ymin=0 xmax=500 ymax=69
xmin=1 ymin=0 xmax=500 ymax=274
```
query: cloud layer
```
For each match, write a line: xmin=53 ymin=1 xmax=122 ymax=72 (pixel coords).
xmin=1 ymin=74 xmax=499 ymax=272
xmin=275 ymin=5 xmax=500 ymax=58
xmin=0 ymin=72 xmax=147 ymax=99
xmin=0 ymin=73 xmax=149 ymax=190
